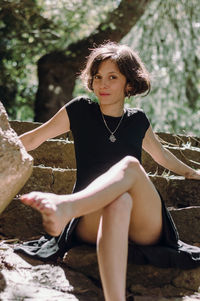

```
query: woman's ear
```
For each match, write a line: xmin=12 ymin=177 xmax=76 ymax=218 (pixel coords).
xmin=125 ymin=83 xmax=132 ymax=96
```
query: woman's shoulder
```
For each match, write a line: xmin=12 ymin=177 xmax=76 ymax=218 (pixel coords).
xmin=65 ymin=96 xmax=98 ymax=122
xmin=126 ymin=107 xmax=150 ymax=129
xmin=126 ymin=107 xmax=147 ymax=117
xmin=67 ymin=95 xmax=95 ymax=105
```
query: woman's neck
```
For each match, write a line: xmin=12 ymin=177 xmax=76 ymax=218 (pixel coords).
xmin=99 ymin=104 xmax=124 ymax=117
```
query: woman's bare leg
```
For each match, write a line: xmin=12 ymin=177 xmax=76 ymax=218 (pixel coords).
xmin=21 ymin=156 xmax=163 ymax=300
xmin=20 ymin=156 xmax=136 ymax=235
xmin=20 ymin=156 xmax=162 ymax=240
xmin=97 ymin=193 xmax=132 ymax=301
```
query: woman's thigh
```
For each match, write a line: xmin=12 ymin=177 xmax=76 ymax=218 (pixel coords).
xmin=76 ymin=168 xmax=163 ymax=246
xmin=128 ymin=183 xmax=163 ymax=245
xmin=75 ymin=194 xmax=162 ymax=247
xmin=75 ymin=209 xmax=102 ymax=244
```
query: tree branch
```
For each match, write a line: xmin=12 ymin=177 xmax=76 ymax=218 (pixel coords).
xmin=67 ymin=0 xmax=153 ymax=66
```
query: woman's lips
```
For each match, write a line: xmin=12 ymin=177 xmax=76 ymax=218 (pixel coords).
xmin=99 ymin=93 xmax=110 ymax=96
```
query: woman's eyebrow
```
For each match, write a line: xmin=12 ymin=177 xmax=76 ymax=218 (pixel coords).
xmin=96 ymin=71 xmax=119 ymax=75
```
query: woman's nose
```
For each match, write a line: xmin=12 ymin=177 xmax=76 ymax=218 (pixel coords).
xmin=100 ymin=78 xmax=109 ymax=88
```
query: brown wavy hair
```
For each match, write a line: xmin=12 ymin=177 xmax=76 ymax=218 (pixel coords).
xmin=80 ymin=42 xmax=151 ymax=97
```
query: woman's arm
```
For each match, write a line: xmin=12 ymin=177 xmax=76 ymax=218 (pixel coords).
xmin=20 ymin=105 xmax=70 ymax=151
xmin=142 ymin=126 xmax=200 ymax=180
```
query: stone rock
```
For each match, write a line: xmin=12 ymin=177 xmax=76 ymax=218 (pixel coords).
xmin=0 ymin=243 xmax=200 ymax=300
xmin=172 ymin=268 xmax=200 ymax=291
xmin=0 ymin=244 xmax=104 ymax=301
xmin=0 ymin=198 xmax=44 ymax=240
xmin=10 ymin=120 xmax=42 ymax=135
xmin=10 ymin=120 xmax=69 ymax=140
xmin=0 ymin=102 xmax=33 ymax=214
xmin=29 ymin=139 xmax=76 ymax=169
xmin=130 ymin=283 xmax=190 ymax=299
xmin=150 ymin=176 xmax=200 ymax=207
xmin=157 ymin=132 xmax=200 ymax=148
xmin=64 ymin=245 xmax=200 ymax=298
xmin=170 ymin=206 xmax=200 ymax=244
xmin=142 ymin=145 xmax=200 ymax=174
xmin=19 ymin=166 xmax=76 ymax=195
xmin=133 ymin=294 xmax=200 ymax=300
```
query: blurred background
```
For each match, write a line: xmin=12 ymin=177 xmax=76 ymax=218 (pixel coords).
xmin=0 ymin=0 xmax=199 ymax=135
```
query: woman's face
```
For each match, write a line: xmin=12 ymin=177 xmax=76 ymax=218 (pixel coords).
xmin=92 ymin=59 xmax=130 ymax=108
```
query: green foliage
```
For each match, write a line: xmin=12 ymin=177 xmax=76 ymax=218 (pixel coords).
xmin=122 ymin=0 xmax=200 ymax=135
xmin=0 ymin=0 xmax=117 ymax=120
xmin=37 ymin=0 xmax=118 ymax=49
xmin=0 ymin=0 xmax=54 ymax=119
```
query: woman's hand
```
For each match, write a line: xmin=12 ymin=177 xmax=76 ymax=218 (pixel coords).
xmin=185 ymin=169 xmax=200 ymax=180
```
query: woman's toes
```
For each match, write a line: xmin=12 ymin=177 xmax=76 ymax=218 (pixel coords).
xmin=20 ymin=194 xmax=34 ymax=205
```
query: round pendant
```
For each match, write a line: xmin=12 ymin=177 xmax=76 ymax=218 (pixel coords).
xmin=109 ymin=134 xmax=116 ymax=142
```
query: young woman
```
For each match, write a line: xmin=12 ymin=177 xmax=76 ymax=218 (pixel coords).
xmin=16 ymin=42 xmax=200 ymax=301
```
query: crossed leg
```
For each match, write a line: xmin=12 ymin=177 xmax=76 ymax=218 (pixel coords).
xmin=20 ymin=156 xmax=162 ymax=301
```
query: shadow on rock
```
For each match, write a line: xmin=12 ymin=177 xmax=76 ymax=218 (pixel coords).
xmin=61 ymin=265 xmax=104 ymax=301
xmin=0 ymin=272 xmax=6 ymax=292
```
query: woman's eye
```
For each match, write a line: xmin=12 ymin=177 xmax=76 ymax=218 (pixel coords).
xmin=94 ymin=75 xmax=101 ymax=79
xmin=110 ymin=75 xmax=117 ymax=79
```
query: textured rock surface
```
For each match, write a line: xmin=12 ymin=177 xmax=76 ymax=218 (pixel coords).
xmin=0 ymin=244 xmax=104 ymax=301
xmin=10 ymin=120 xmax=69 ymax=140
xmin=20 ymin=166 xmax=76 ymax=195
xmin=29 ymin=139 xmax=76 ymax=169
xmin=0 ymin=198 xmax=44 ymax=240
xmin=0 ymin=243 xmax=200 ymax=300
xmin=142 ymin=145 xmax=200 ymax=174
xmin=150 ymin=176 xmax=200 ymax=207
xmin=157 ymin=132 xmax=200 ymax=148
xmin=170 ymin=206 xmax=200 ymax=243
xmin=64 ymin=245 xmax=200 ymax=298
xmin=0 ymin=102 xmax=33 ymax=213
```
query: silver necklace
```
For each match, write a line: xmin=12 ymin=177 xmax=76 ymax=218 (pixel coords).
xmin=101 ymin=109 xmax=125 ymax=142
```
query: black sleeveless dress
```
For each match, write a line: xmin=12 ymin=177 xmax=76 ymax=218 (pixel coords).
xmin=15 ymin=97 xmax=200 ymax=269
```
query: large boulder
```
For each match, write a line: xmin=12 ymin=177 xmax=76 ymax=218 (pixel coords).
xmin=0 ymin=102 xmax=33 ymax=214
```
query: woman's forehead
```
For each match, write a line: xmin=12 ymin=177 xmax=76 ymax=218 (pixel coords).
xmin=97 ymin=59 xmax=120 ymax=73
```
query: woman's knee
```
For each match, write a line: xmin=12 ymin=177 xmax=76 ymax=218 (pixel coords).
xmin=104 ymin=192 xmax=132 ymax=217
xmin=122 ymin=156 xmax=140 ymax=168
xmin=120 ymin=156 xmax=143 ymax=180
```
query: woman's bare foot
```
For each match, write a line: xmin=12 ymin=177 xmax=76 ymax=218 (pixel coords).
xmin=20 ymin=192 xmax=72 ymax=236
